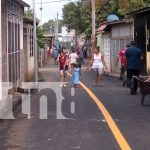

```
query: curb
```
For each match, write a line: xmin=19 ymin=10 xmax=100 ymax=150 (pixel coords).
xmin=104 ymin=73 xmax=120 ymax=79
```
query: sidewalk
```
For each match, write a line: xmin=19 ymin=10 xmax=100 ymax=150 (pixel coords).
xmin=0 ymin=91 xmax=22 ymax=119
xmin=105 ymin=71 xmax=120 ymax=78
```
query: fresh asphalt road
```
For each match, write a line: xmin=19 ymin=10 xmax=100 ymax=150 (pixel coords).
xmin=0 ymin=62 xmax=150 ymax=150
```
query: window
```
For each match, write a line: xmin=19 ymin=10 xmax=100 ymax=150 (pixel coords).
xmin=8 ymin=19 xmax=21 ymax=83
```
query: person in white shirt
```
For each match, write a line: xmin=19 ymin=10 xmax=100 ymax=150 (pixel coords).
xmin=69 ymin=50 xmax=78 ymax=75
xmin=87 ymin=47 xmax=108 ymax=87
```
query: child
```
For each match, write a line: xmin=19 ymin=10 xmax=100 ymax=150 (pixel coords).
xmin=71 ymin=64 xmax=80 ymax=88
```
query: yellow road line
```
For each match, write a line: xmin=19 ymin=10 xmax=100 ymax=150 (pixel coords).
xmin=80 ymin=81 xmax=132 ymax=150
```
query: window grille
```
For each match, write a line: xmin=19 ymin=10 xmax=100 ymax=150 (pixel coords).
xmin=7 ymin=1 xmax=22 ymax=83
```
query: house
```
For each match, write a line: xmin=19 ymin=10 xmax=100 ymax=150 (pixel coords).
xmin=0 ymin=0 xmax=30 ymax=103
xmin=96 ymin=20 xmax=134 ymax=72
xmin=127 ymin=7 xmax=150 ymax=75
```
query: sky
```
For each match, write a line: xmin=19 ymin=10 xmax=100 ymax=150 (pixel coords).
xmin=24 ymin=0 xmax=78 ymax=24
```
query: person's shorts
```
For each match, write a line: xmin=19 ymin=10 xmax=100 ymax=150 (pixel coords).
xmin=59 ymin=65 xmax=68 ymax=71
xmin=60 ymin=70 xmax=68 ymax=77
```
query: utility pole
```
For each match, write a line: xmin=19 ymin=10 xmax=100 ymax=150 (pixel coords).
xmin=56 ymin=12 xmax=59 ymax=49
xmin=32 ymin=0 xmax=38 ymax=82
xmin=40 ymin=0 xmax=43 ymax=29
xmin=91 ymin=0 xmax=96 ymax=48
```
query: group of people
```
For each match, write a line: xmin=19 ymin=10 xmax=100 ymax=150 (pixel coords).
xmin=55 ymin=46 xmax=108 ymax=88
xmin=56 ymin=48 xmax=84 ymax=88
xmin=116 ymin=41 xmax=144 ymax=95
xmin=52 ymin=40 xmax=149 ymax=92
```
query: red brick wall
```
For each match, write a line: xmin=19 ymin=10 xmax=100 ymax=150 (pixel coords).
xmin=1 ymin=0 xmax=8 ymax=82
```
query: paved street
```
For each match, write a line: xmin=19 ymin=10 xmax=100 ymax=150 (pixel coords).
xmin=0 ymin=60 xmax=150 ymax=150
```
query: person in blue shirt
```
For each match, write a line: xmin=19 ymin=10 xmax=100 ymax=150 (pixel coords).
xmin=125 ymin=41 xmax=143 ymax=95
xmin=53 ymin=48 xmax=59 ymax=65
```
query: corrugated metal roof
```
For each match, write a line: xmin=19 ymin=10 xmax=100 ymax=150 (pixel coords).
xmin=101 ymin=19 xmax=133 ymax=26
xmin=14 ymin=0 xmax=30 ymax=7
xmin=127 ymin=7 xmax=150 ymax=16
xmin=96 ymin=24 xmax=107 ymax=32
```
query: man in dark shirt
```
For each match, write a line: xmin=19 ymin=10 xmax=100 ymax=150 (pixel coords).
xmin=125 ymin=41 xmax=143 ymax=94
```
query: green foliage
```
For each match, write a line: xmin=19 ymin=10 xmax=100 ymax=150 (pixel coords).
xmin=25 ymin=9 xmax=48 ymax=49
xmin=37 ymin=27 xmax=48 ymax=48
xmin=42 ymin=19 xmax=64 ymax=35
xmin=24 ymin=8 xmax=33 ymax=19
xmin=62 ymin=0 xmax=150 ymax=39
xmin=62 ymin=1 xmax=92 ymax=38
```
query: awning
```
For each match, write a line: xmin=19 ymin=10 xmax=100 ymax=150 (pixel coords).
xmin=96 ymin=24 xmax=107 ymax=32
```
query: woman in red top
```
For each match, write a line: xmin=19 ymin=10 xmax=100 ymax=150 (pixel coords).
xmin=57 ymin=51 xmax=68 ymax=87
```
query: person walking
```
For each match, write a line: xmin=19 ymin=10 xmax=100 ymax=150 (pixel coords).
xmin=53 ymin=48 xmax=59 ymax=65
xmin=82 ymin=45 xmax=88 ymax=59
xmin=77 ymin=51 xmax=84 ymax=75
xmin=116 ymin=44 xmax=130 ymax=80
xmin=87 ymin=47 xmax=108 ymax=87
xmin=124 ymin=41 xmax=143 ymax=95
xmin=57 ymin=51 xmax=68 ymax=87
xmin=69 ymin=49 xmax=78 ymax=75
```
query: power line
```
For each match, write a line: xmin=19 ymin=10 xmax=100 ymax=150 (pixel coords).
xmin=34 ymin=0 xmax=79 ymax=5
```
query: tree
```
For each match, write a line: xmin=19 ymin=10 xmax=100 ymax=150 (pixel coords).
xmin=62 ymin=1 xmax=92 ymax=38
xmin=62 ymin=0 xmax=150 ymax=39
xmin=42 ymin=19 xmax=64 ymax=35
xmin=36 ymin=27 xmax=48 ymax=49
xmin=24 ymin=8 xmax=33 ymax=19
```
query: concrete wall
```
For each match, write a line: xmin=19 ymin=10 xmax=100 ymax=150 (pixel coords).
xmin=0 ymin=0 xmax=2 ymax=101
xmin=1 ymin=0 xmax=8 ymax=82
xmin=96 ymin=33 xmax=104 ymax=52
xmin=23 ymin=24 xmax=35 ymax=81
xmin=20 ymin=49 xmax=25 ymax=82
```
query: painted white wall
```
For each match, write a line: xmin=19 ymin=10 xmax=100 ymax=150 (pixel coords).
xmin=27 ymin=25 xmax=35 ymax=80
xmin=20 ymin=19 xmax=23 ymax=50
xmin=103 ymin=36 xmax=111 ymax=72
xmin=0 ymin=0 xmax=2 ymax=101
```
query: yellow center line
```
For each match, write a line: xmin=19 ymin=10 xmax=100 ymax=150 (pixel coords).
xmin=80 ymin=81 xmax=132 ymax=150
